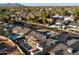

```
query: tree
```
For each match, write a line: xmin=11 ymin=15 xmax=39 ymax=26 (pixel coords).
xmin=62 ymin=10 xmax=68 ymax=16
xmin=9 ymin=19 xmax=17 ymax=25
xmin=73 ymin=10 xmax=79 ymax=22
xmin=34 ymin=16 xmax=39 ymax=23
xmin=0 ymin=26 xmax=5 ymax=36
xmin=41 ymin=12 xmax=47 ymax=24
xmin=29 ymin=16 xmax=33 ymax=22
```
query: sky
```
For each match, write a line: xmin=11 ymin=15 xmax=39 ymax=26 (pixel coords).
xmin=20 ymin=3 xmax=79 ymax=6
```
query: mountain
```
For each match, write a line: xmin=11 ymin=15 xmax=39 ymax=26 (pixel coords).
xmin=0 ymin=3 xmax=24 ymax=7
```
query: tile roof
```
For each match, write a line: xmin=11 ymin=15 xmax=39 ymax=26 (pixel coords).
xmin=69 ymin=21 xmax=79 ymax=27
xmin=29 ymin=31 xmax=46 ymax=43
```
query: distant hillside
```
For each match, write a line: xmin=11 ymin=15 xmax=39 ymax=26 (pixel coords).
xmin=0 ymin=3 xmax=24 ymax=7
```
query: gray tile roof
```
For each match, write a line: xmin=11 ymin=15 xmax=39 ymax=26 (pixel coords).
xmin=49 ymin=43 xmax=69 ymax=55
xmin=70 ymin=41 xmax=79 ymax=51
xmin=67 ymin=39 xmax=78 ymax=46
xmin=69 ymin=21 xmax=79 ymax=27
xmin=29 ymin=31 xmax=46 ymax=43
xmin=46 ymin=38 xmax=54 ymax=46
xmin=51 ymin=32 xmax=69 ymax=42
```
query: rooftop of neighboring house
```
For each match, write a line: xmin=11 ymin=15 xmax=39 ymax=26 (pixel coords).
xmin=49 ymin=43 xmax=70 ymax=55
xmin=67 ymin=39 xmax=79 ymax=46
xmin=12 ymin=26 xmax=31 ymax=34
xmin=49 ymin=33 xmax=79 ymax=55
xmin=69 ymin=41 xmax=79 ymax=52
xmin=64 ymin=15 xmax=74 ymax=21
xmin=0 ymin=36 xmax=22 ymax=55
xmin=28 ymin=31 xmax=46 ymax=43
xmin=25 ymin=30 xmax=60 ymax=48
xmin=69 ymin=33 xmax=79 ymax=38
xmin=55 ymin=19 xmax=64 ymax=25
xmin=25 ymin=35 xmax=38 ymax=48
xmin=66 ymin=39 xmax=79 ymax=55
xmin=68 ymin=21 xmax=79 ymax=27
xmin=51 ymin=32 xmax=69 ymax=42
xmin=21 ymin=35 xmax=41 ymax=54
xmin=25 ymin=34 xmax=46 ymax=48
xmin=53 ymin=14 xmax=64 ymax=19
xmin=46 ymin=38 xmax=54 ymax=46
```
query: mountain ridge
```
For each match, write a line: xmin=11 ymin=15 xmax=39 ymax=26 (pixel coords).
xmin=0 ymin=3 xmax=24 ymax=7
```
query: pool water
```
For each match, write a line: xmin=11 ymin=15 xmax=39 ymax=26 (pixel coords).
xmin=9 ymin=34 xmax=17 ymax=41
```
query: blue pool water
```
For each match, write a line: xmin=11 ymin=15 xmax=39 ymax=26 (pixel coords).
xmin=9 ymin=34 xmax=17 ymax=41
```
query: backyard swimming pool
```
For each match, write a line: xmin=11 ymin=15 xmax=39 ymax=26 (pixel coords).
xmin=9 ymin=34 xmax=17 ymax=41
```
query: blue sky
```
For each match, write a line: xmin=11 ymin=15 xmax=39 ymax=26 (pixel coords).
xmin=20 ymin=3 xmax=79 ymax=6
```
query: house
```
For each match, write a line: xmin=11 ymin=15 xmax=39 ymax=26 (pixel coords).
xmin=48 ymin=43 xmax=69 ymax=55
xmin=67 ymin=39 xmax=78 ymax=46
xmin=46 ymin=38 xmax=59 ymax=47
xmin=48 ymin=20 xmax=63 ymax=29
xmin=67 ymin=41 xmax=79 ymax=54
xmin=24 ymin=31 xmax=61 ymax=54
xmin=64 ymin=15 xmax=74 ymax=21
xmin=48 ymin=14 xmax=64 ymax=28
xmin=51 ymin=32 xmax=69 ymax=42
xmin=49 ymin=42 xmax=79 ymax=55
xmin=2 ymin=23 xmax=14 ymax=31
xmin=63 ymin=11 xmax=74 ymax=28
xmin=0 ymin=36 xmax=23 ymax=55
xmin=49 ymin=39 xmax=79 ymax=55
xmin=53 ymin=14 xmax=63 ymax=20
xmin=62 ymin=20 xmax=79 ymax=29
xmin=52 ymin=14 xmax=63 ymax=24
xmin=62 ymin=20 xmax=71 ymax=29
xmin=12 ymin=26 xmax=31 ymax=38
xmin=55 ymin=19 xmax=64 ymax=28
xmin=25 ymin=31 xmax=47 ymax=52
xmin=16 ymin=35 xmax=42 ymax=55
xmin=68 ymin=21 xmax=79 ymax=29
